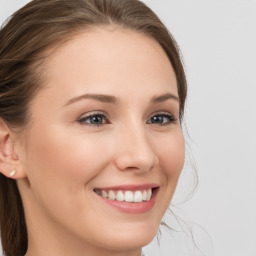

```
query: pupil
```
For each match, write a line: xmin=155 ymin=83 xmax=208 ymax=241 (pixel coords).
xmin=152 ymin=116 xmax=163 ymax=123
xmin=91 ymin=116 xmax=102 ymax=124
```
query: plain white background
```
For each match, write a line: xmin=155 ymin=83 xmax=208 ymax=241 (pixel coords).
xmin=0 ymin=1 xmax=256 ymax=255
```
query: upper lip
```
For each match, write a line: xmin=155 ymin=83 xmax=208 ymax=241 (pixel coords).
xmin=94 ymin=183 xmax=159 ymax=191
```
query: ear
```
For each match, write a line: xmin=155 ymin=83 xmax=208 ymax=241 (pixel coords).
xmin=0 ymin=119 xmax=27 ymax=179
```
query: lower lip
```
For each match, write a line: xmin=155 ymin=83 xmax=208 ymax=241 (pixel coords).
xmin=95 ymin=189 xmax=158 ymax=214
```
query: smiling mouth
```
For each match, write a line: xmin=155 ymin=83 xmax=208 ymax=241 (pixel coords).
xmin=93 ymin=187 xmax=158 ymax=203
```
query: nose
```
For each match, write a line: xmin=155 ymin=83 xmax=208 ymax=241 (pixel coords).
xmin=113 ymin=125 xmax=159 ymax=173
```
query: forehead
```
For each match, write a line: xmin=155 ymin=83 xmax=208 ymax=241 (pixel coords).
xmin=41 ymin=28 xmax=178 ymax=99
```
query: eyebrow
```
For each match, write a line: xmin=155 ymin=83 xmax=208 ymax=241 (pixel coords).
xmin=151 ymin=93 xmax=179 ymax=103
xmin=64 ymin=92 xmax=179 ymax=107
xmin=64 ymin=93 xmax=117 ymax=106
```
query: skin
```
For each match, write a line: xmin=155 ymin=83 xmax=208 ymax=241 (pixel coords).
xmin=0 ymin=28 xmax=185 ymax=256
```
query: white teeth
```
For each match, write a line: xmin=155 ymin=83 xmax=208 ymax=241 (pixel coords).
xmin=134 ymin=191 xmax=143 ymax=202
xmin=142 ymin=190 xmax=147 ymax=201
xmin=146 ymin=189 xmax=152 ymax=201
xmin=124 ymin=191 xmax=134 ymax=202
xmin=116 ymin=190 xmax=125 ymax=201
xmin=108 ymin=190 xmax=116 ymax=200
xmin=96 ymin=188 xmax=154 ymax=202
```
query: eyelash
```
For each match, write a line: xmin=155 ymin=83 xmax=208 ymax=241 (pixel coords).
xmin=146 ymin=112 xmax=177 ymax=126
xmin=78 ymin=112 xmax=177 ymax=127
xmin=78 ymin=113 xmax=108 ymax=127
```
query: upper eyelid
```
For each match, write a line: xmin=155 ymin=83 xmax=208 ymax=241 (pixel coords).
xmin=78 ymin=111 xmax=108 ymax=119
xmin=148 ymin=111 xmax=176 ymax=119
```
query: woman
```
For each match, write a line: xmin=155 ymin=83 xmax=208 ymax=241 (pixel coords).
xmin=0 ymin=0 xmax=187 ymax=255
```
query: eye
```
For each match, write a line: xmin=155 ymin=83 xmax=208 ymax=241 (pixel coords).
xmin=147 ymin=113 xmax=177 ymax=126
xmin=78 ymin=113 xmax=108 ymax=126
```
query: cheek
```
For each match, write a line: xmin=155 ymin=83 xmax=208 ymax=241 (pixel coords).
xmin=157 ymin=130 xmax=185 ymax=182
xmin=24 ymin=125 xmax=111 ymax=194
xmin=22 ymin=125 xmax=114 ymax=230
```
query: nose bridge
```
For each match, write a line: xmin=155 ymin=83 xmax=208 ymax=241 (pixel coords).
xmin=114 ymin=117 xmax=159 ymax=172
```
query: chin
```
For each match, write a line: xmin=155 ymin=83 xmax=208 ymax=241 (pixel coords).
xmin=97 ymin=222 xmax=159 ymax=251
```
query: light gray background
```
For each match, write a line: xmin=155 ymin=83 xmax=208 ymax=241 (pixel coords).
xmin=0 ymin=1 xmax=256 ymax=256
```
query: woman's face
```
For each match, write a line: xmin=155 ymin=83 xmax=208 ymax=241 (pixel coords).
xmin=17 ymin=28 xmax=185 ymax=255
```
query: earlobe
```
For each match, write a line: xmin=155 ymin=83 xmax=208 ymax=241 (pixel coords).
xmin=0 ymin=119 xmax=27 ymax=179
xmin=9 ymin=169 xmax=17 ymax=177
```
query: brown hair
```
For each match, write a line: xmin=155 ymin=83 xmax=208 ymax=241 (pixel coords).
xmin=0 ymin=0 xmax=187 ymax=255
